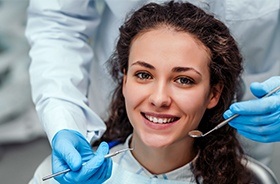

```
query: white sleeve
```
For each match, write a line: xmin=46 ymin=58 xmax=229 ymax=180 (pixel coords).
xmin=223 ymin=0 xmax=280 ymax=100
xmin=25 ymin=0 xmax=106 ymax=144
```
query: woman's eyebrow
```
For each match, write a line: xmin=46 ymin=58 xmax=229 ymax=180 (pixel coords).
xmin=131 ymin=61 xmax=201 ymax=76
xmin=172 ymin=66 xmax=202 ymax=76
xmin=131 ymin=61 xmax=155 ymax=70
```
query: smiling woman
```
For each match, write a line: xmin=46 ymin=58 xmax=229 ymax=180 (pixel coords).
xmin=29 ymin=1 xmax=251 ymax=183
xmin=95 ymin=1 xmax=250 ymax=183
xmin=124 ymin=27 xmax=217 ymax=148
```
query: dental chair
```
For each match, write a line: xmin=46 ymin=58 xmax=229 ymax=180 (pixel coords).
xmin=243 ymin=156 xmax=279 ymax=184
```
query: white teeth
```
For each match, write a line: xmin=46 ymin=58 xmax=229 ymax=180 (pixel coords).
xmin=153 ymin=117 xmax=157 ymax=122
xmin=146 ymin=115 xmax=174 ymax=124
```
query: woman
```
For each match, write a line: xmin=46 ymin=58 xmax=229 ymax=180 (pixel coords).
xmin=99 ymin=1 xmax=251 ymax=183
xmin=30 ymin=1 xmax=251 ymax=183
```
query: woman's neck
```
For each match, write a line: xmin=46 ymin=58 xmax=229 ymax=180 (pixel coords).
xmin=130 ymin=134 xmax=197 ymax=175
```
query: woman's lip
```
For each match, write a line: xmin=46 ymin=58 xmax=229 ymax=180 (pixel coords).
xmin=141 ymin=112 xmax=180 ymax=119
xmin=141 ymin=112 xmax=180 ymax=130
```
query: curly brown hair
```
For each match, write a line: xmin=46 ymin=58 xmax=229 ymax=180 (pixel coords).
xmin=96 ymin=1 xmax=251 ymax=183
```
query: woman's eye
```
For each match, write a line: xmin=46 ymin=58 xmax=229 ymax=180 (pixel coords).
xmin=175 ymin=77 xmax=194 ymax=85
xmin=135 ymin=72 xmax=152 ymax=80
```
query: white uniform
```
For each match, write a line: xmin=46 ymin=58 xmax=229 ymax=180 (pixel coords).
xmin=26 ymin=0 xmax=280 ymax=165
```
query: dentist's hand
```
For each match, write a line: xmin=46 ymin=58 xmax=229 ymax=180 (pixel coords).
xmin=51 ymin=129 xmax=112 ymax=184
xmin=224 ymin=76 xmax=280 ymax=143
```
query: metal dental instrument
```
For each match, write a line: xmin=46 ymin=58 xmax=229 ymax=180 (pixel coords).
xmin=188 ymin=85 xmax=280 ymax=138
xmin=42 ymin=147 xmax=134 ymax=181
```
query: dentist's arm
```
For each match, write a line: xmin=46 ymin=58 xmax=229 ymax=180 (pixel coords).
xmin=25 ymin=0 xmax=110 ymax=183
xmin=25 ymin=0 xmax=106 ymax=143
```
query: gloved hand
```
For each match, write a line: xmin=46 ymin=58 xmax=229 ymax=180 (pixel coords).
xmin=224 ymin=76 xmax=280 ymax=143
xmin=51 ymin=129 xmax=112 ymax=184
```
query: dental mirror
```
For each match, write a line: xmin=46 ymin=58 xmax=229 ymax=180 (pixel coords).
xmin=188 ymin=114 xmax=238 ymax=138
xmin=189 ymin=85 xmax=280 ymax=138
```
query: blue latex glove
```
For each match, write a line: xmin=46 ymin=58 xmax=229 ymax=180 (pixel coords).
xmin=224 ymin=76 xmax=280 ymax=143
xmin=51 ymin=129 xmax=112 ymax=184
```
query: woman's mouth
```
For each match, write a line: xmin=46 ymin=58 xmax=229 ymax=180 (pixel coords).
xmin=142 ymin=112 xmax=179 ymax=124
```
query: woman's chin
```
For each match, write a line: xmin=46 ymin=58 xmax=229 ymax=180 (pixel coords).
xmin=140 ymin=135 xmax=174 ymax=149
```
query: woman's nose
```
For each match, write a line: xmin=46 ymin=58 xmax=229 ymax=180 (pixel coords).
xmin=148 ymin=82 xmax=171 ymax=108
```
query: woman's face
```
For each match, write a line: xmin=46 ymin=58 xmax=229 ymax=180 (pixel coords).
xmin=123 ymin=27 xmax=221 ymax=149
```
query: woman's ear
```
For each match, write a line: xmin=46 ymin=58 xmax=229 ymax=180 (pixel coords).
xmin=207 ymin=83 xmax=223 ymax=109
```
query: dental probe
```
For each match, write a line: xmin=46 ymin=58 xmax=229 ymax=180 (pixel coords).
xmin=188 ymin=85 xmax=280 ymax=138
xmin=42 ymin=147 xmax=134 ymax=181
